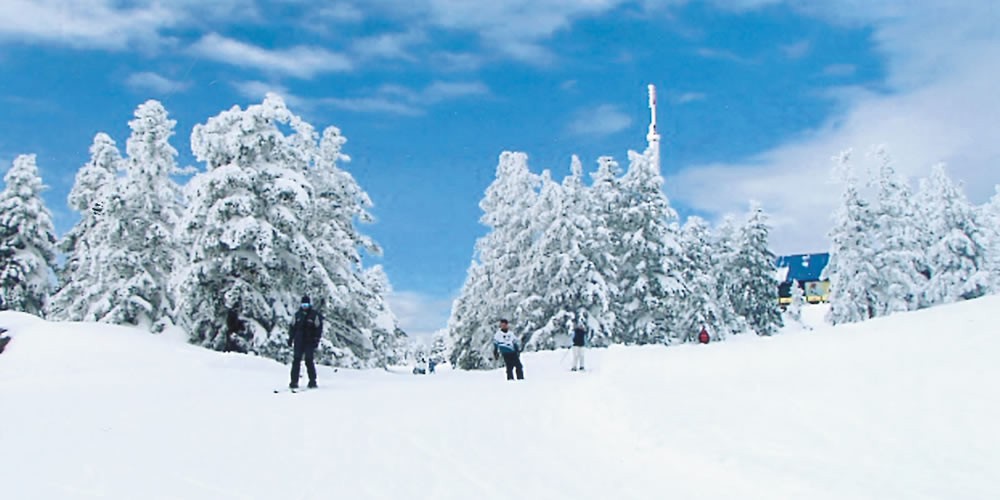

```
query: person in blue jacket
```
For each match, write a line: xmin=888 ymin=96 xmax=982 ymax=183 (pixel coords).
xmin=492 ymin=318 xmax=524 ymax=380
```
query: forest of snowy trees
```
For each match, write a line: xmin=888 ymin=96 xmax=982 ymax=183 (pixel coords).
xmin=824 ymin=147 xmax=999 ymax=325
xmin=447 ymin=141 xmax=783 ymax=369
xmin=2 ymin=94 xmax=999 ymax=372
xmin=0 ymin=94 xmax=407 ymax=368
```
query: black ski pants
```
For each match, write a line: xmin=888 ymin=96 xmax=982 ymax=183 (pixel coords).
xmin=501 ymin=351 xmax=524 ymax=380
xmin=291 ymin=342 xmax=317 ymax=386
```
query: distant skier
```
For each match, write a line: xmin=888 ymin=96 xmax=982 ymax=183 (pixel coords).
xmin=0 ymin=327 xmax=10 ymax=355
xmin=571 ymin=323 xmax=587 ymax=371
xmin=493 ymin=318 xmax=524 ymax=380
xmin=224 ymin=304 xmax=247 ymax=353
xmin=698 ymin=326 xmax=710 ymax=344
xmin=288 ymin=295 xmax=323 ymax=389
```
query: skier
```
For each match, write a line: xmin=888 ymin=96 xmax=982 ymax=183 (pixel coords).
xmin=287 ymin=295 xmax=323 ymax=389
xmin=0 ymin=327 xmax=10 ymax=355
xmin=571 ymin=323 xmax=587 ymax=371
xmin=492 ymin=318 xmax=524 ymax=380
xmin=224 ymin=305 xmax=246 ymax=353
xmin=698 ymin=326 xmax=710 ymax=344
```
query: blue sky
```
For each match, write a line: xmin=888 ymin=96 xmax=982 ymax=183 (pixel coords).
xmin=2 ymin=1 xmax=998 ymax=338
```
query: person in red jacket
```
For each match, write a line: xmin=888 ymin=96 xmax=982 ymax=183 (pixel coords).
xmin=698 ymin=326 xmax=710 ymax=344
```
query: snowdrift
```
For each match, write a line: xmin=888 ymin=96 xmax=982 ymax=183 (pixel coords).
xmin=1 ymin=297 xmax=997 ymax=500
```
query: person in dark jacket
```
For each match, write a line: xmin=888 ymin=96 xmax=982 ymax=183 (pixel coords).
xmin=492 ymin=318 xmax=524 ymax=380
xmin=288 ymin=295 xmax=323 ymax=389
xmin=224 ymin=305 xmax=247 ymax=353
xmin=571 ymin=323 xmax=587 ymax=371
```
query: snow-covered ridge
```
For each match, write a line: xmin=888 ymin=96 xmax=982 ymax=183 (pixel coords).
xmin=2 ymin=297 xmax=997 ymax=499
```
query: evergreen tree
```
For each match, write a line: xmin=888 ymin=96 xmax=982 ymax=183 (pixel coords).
xmin=870 ymin=147 xmax=928 ymax=315
xmin=523 ymin=158 xmax=613 ymax=350
xmin=825 ymin=151 xmax=882 ymax=324
xmin=675 ymin=216 xmax=727 ymax=342
xmin=615 ymin=148 xmax=682 ymax=344
xmin=177 ymin=94 xmax=325 ymax=358
xmin=586 ymin=156 xmax=624 ymax=343
xmin=306 ymin=126 xmax=396 ymax=366
xmin=449 ymin=152 xmax=539 ymax=368
xmin=730 ymin=202 xmax=783 ymax=336
xmin=712 ymin=216 xmax=749 ymax=336
xmin=47 ymin=133 xmax=122 ymax=321
xmin=0 ymin=155 xmax=57 ymax=315
xmin=448 ymin=261 xmax=496 ymax=369
xmin=786 ymin=279 xmax=805 ymax=326
xmin=982 ymin=186 xmax=1000 ymax=291
xmin=107 ymin=100 xmax=186 ymax=330
xmin=918 ymin=164 xmax=991 ymax=305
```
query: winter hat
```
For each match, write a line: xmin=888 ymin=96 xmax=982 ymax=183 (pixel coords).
xmin=301 ymin=295 xmax=311 ymax=304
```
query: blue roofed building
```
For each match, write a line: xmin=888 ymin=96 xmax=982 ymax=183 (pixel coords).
xmin=775 ymin=253 xmax=830 ymax=304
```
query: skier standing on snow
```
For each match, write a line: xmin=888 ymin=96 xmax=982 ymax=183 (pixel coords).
xmin=571 ymin=323 xmax=587 ymax=371
xmin=288 ymin=295 xmax=323 ymax=389
xmin=493 ymin=318 xmax=524 ymax=380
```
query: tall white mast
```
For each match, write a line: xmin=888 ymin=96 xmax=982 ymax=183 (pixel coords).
xmin=647 ymin=84 xmax=661 ymax=170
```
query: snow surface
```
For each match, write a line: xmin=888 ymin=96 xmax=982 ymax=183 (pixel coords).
xmin=2 ymin=298 xmax=998 ymax=500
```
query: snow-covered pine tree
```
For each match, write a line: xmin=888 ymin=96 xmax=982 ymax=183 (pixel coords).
xmin=47 ymin=133 xmax=122 ymax=321
xmin=428 ymin=329 xmax=451 ymax=367
xmin=787 ymin=279 xmax=805 ymax=325
xmin=917 ymin=164 xmax=992 ymax=305
xmin=0 ymin=154 xmax=57 ymax=315
xmin=675 ymin=216 xmax=727 ymax=342
xmin=306 ymin=126 xmax=397 ymax=366
xmin=360 ymin=265 xmax=406 ymax=368
xmin=870 ymin=146 xmax=928 ymax=315
xmin=109 ymin=100 xmax=186 ymax=330
xmin=825 ymin=150 xmax=882 ymax=324
xmin=522 ymin=157 xmax=613 ymax=350
xmin=448 ymin=261 xmax=496 ymax=369
xmin=449 ymin=152 xmax=539 ymax=368
xmin=614 ymin=148 xmax=682 ymax=344
xmin=587 ymin=155 xmax=624 ymax=343
xmin=177 ymin=94 xmax=324 ymax=358
xmin=712 ymin=216 xmax=749 ymax=336
xmin=729 ymin=202 xmax=783 ymax=336
xmin=982 ymin=186 xmax=1000 ymax=291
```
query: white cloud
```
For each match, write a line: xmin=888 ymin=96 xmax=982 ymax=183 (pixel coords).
xmin=321 ymin=96 xmax=423 ymax=116
xmin=367 ymin=0 xmax=626 ymax=65
xmin=125 ymin=72 xmax=191 ymax=94
xmin=567 ymin=104 xmax=633 ymax=137
xmin=696 ymin=47 xmax=755 ymax=64
xmin=232 ymin=80 xmax=309 ymax=110
xmin=317 ymin=3 xmax=364 ymax=23
xmin=666 ymin=2 xmax=1000 ymax=254
xmin=190 ymin=33 xmax=353 ymax=79
xmin=0 ymin=0 xmax=179 ymax=50
xmin=431 ymin=51 xmax=484 ymax=72
xmin=387 ymin=291 xmax=454 ymax=341
xmin=351 ymin=30 xmax=426 ymax=61
xmin=422 ymin=81 xmax=490 ymax=103
xmin=233 ymin=79 xmax=486 ymax=116
xmin=675 ymin=92 xmax=707 ymax=104
xmin=822 ymin=64 xmax=856 ymax=77
xmin=781 ymin=39 xmax=811 ymax=59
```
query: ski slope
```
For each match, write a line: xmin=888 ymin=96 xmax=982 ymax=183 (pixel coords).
xmin=1 ymin=297 xmax=997 ymax=500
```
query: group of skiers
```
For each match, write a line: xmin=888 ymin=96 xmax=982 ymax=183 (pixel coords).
xmin=236 ymin=294 xmax=713 ymax=387
xmin=490 ymin=320 xmax=712 ymax=381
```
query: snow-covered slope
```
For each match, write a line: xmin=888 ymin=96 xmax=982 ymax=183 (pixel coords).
xmin=1 ymin=298 xmax=997 ymax=500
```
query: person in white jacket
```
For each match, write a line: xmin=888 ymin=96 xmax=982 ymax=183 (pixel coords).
xmin=492 ymin=319 xmax=524 ymax=380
